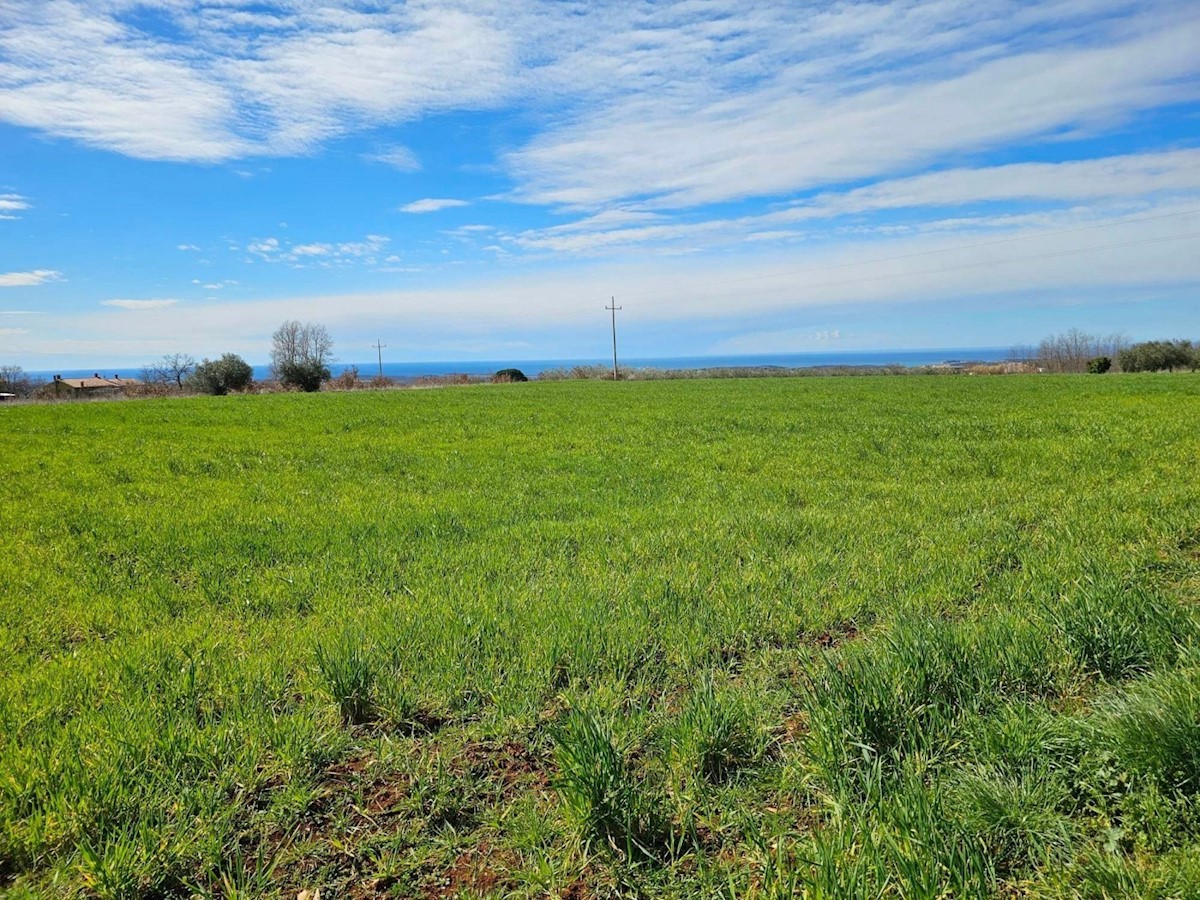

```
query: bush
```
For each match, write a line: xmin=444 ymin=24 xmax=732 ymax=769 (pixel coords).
xmin=491 ymin=368 xmax=528 ymax=383
xmin=185 ymin=354 xmax=253 ymax=395
xmin=328 ymin=366 xmax=360 ymax=391
xmin=1087 ymin=356 xmax=1112 ymax=374
xmin=278 ymin=359 xmax=330 ymax=392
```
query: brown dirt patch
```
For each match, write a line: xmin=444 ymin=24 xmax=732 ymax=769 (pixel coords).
xmin=425 ymin=843 xmax=514 ymax=898
xmin=812 ymin=621 xmax=860 ymax=649
xmin=560 ymin=876 xmax=593 ymax=900
xmin=459 ymin=740 xmax=549 ymax=796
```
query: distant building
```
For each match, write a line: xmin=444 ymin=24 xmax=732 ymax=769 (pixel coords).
xmin=0 ymin=392 xmax=15 ymax=403
xmin=50 ymin=374 xmax=137 ymax=398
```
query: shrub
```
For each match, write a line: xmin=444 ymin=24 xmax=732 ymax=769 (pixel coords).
xmin=278 ymin=359 xmax=330 ymax=392
xmin=328 ymin=366 xmax=360 ymax=391
xmin=185 ymin=354 xmax=253 ymax=395
xmin=491 ymin=368 xmax=528 ymax=383
xmin=1087 ymin=356 xmax=1112 ymax=374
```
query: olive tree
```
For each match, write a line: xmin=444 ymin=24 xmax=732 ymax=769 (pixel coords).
xmin=186 ymin=353 xmax=254 ymax=395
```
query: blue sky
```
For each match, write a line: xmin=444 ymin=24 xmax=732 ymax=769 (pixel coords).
xmin=1 ymin=0 xmax=1198 ymax=369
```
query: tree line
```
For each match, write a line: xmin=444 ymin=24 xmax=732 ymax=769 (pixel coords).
xmin=1010 ymin=329 xmax=1199 ymax=374
xmin=140 ymin=320 xmax=335 ymax=395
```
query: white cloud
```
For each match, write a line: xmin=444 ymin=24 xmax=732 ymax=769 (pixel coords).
xmin=0 ymin=269 xmax=61 ymax=287
xmin=399 ymin=198 xmax=470 ymax=214
xmin=366 ymin=146 xmax=422 ymax=172
xmin=0 ymin=193 xmax=30 ymax=213
xmin=0 ymin=327 xmax=29 ymax=336
xmin=1 ymin=0 xmax=1196 ymax=224
xmin=101 ymin=298 xmax=179 ymax=309
xmin=509 ymin=149 xmax=1200 ymax=254
xmin=506 ymin=13 xmax=1200 ymax=209
xmin=177 ymin=243 xmax=200 ymax=251
xmin=0 ymin=2 xmax=515 ymax=162
xmin=244 ymin=233 xmax=389 ymax=265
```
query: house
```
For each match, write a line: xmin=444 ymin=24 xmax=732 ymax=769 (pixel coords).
xmin=50 ymin=374 xmax=137 ymax=398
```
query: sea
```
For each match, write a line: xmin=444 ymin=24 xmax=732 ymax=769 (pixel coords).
xmin=31 ymin=347 xmax=1013 ymax=383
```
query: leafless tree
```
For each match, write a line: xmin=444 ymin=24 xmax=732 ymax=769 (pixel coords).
xmin=0 ymin=364 xmax=31 ymax=397
xmin=1031 ymin=329 xmax=1134 ymax=373
xmin=270 ymin=320 xmax=334 ymax=377
xmin=142 ymin=353 xmax=196 ymax=388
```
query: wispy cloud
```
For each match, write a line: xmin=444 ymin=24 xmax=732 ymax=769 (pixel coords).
xmin=0 ymin=193 xmax=30 ymax=215
xmin=245 ymin=233 xmax=390 ymax=265
xmin=0 ymin=269 xmax=61 ymax=287
xmin=399 ymin=198 xmax=470 ymax=214
xmin=2 ymin=0 xmax=1197 ymax=220
xmin=508 ymin=149 xmax=1200 ymax=254
xmin=101 ymin=298 xmax=179 ymax=310
xmin=365 ymin=145 xmax=422 ymax=172
xmin=177 ymin=243 xmax=201 ymax=251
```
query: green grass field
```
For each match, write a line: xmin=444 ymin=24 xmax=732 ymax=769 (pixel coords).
xmin=3 ymin=375 xmax=1200 ymax=898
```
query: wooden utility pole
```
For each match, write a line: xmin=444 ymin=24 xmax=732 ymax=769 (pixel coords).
xmin=605 ymin=298 xmax=622 ymax=380
xmin=372 ymin=339 xmax=386 ymax=379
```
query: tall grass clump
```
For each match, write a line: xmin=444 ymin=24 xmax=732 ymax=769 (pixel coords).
xmin=313 ymin=630 xmax=380 ymax=725
xmin=803 ymin=614 xmax=1063 ymax=796
xmin=551 ymin=707 xmax=663 ymax=860
xmin=1089 ymin=665 xmax=1200 ymax=796
xmin=1050 ymin=578 xmax=1188 ymax=681
xmin=791 ymin=774 xmax=996 ymax=898
xmin=950 ymin=764 xmax=1076 ymax=875
xmin=666 ymin=676 xmax=761 ymax=785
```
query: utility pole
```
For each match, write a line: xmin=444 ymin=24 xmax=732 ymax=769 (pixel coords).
xmin=605 ymin=297 xmax=622 ymax=380
xmin=372 ymin=339 xmax=386 ymax=379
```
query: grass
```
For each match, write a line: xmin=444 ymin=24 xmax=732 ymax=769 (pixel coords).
xmin=1 ymin=374 xmax=1199 ymax=897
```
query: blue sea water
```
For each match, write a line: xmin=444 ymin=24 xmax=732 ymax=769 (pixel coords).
xmin=33 ymin=347 xmax=1012 ymax=383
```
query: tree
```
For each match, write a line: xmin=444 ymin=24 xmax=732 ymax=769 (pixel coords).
xmin=186 ymin=353 xmax=254 ymax=395
xmin=271 ymin=320 xmax=333 ymax=391
xmin=142 ymin=353 xmax=196 ymax=388
xmin=0 ymin=364 xmax=31 ymax=398
xmin=1087 ymin=356 xmax=1111 ymax=374
xmin=1030 ymin=330 xmax=1133 ymax=373
xmin=1118 ymin=340 xmax=1195 ymax=373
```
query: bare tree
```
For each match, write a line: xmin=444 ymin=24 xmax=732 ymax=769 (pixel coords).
xmin=270 ymin=320 xmax=334 ymax=375
xmin=0 ymin=364 xmax=31 ymax=398
xmin=270 ymin=320 xmax=335 ymax=391
xmin=142 ymin=353 xmax=196 ymax=388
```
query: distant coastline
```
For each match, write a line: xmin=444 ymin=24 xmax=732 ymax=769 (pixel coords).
xmin=31 ymin=347 xmax=1012 ymax=382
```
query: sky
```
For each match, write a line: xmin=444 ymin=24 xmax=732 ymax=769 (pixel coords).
xmin=1 ymin=0 xmax=1199 ymax=370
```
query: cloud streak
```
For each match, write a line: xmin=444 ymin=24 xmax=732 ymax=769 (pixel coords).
xmin=0 ymin=269 xmax=61 ymax=287
xmin=399 ymin=198 xmax=470 ymax=214
xmin=101 ymin=298 xmax=179 ymax=309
